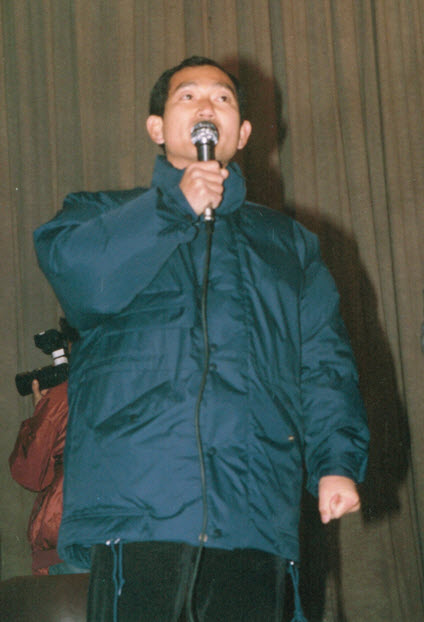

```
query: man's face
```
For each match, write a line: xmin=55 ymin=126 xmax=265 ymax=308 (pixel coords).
xmin=146 ymin=65 xmax=251 ymax=169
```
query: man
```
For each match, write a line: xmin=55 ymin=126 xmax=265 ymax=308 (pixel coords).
xmin=10 ymin=319 xmax=84 ymax=576
xmin=34 ymin=57 xmax=369 ymax=621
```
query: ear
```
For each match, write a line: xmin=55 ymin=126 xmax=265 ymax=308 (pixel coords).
xmin=237 ymin=120 xmax=252 ymax=150
xmin=146 ymin=115 xmax=165 ymax=145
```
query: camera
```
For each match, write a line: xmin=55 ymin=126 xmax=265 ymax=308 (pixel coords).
xmin=15 ymin=326 xmax=73 ymax=396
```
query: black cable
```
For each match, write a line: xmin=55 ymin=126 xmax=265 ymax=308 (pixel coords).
xmin=186 ymin=216 xmax=214 ymax=622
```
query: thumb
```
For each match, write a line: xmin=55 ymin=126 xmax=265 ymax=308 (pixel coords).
xmin=329 ymin=493 xmax=345 ymax=519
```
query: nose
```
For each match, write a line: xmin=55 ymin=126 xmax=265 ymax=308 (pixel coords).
xmin=197 ymin=96 xmax=214 ymax=118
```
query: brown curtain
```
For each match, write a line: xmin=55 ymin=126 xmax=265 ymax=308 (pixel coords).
xmin=1 ymin=1 xmax=423 ymax=619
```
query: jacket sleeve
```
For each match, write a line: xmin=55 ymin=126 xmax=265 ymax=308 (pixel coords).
xmin=296 ymin=226 xmax=369 ymax=496
xmin=9 ymin=384 xmax=68 ymax=492
xmin=33 ymin=185 xmax=198 ymax=330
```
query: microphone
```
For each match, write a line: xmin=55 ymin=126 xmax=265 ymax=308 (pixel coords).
xmin=191 ymin=120 xmax=219 ymax=161
xmin=191 ymin=121 xmax=219 ymax=221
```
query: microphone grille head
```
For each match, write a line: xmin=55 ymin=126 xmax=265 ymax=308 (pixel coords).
xmin=191 ymin=121 xmax=219 ymax=146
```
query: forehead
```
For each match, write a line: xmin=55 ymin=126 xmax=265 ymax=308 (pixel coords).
xmin=168 ymin=65 xmax=236 ymax=94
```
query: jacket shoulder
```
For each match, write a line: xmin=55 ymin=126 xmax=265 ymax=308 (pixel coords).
xmin=241 ymin=201 xmax=320 ymax=268
xmin=62 ymin=186 xmax=150 ymax=214
xmin=36 ymin=187 xmax=152 ymax=227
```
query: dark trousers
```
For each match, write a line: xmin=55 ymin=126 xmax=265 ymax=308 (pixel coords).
xmin=87 ymin=541 xmax=286 ymax=622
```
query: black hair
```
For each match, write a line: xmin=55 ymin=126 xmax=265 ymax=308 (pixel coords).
xmin=149 ymin=56 xmax=247 ymax=122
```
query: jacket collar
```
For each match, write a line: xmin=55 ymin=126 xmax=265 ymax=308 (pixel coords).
xmin=151 ymin=155 xmax=246 ymax=217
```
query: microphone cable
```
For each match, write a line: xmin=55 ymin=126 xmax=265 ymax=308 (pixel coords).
xmin=186 ymin=213 xmax=215 ymax=622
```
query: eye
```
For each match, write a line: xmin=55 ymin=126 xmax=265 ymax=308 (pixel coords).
xmin=181 ymin=92 xmax=193 ymax=101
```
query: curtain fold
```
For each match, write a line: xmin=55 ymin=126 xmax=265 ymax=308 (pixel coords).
xmin=1 ymin=1 xmax=423 ymax=619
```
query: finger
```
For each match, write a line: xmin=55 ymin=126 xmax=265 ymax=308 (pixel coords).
xmin=329 ymin=495 xmax=345 ymax=519
xmin=320 ymin=510 xmax=331 ymax=525
xmin=186 ymin=162 xmax=228 ymax=182
xmin=32 ymin=379 xmax=42 ymax=406
xmin=319 ymin=498 xmax=332 ymax=524
xmin=188 ymin=161 xmax=227 ymax=174
xmin=330 ymin=494 xmax=360 ymax=520
xmin=188 ymin=172 xmax=227 ymax=191
xmin=32 ymin=379 xmax=41 ymax=398
xmin=187 ymin=181 xmax=225 ymax=209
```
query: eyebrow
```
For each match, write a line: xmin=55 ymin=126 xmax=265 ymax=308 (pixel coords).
xmin=172 ymin=80 xmax=236 ymax=97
